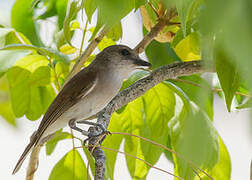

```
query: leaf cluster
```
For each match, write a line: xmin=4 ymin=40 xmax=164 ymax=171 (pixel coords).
xmin=1 ymin=0 xmax=251 ymax=179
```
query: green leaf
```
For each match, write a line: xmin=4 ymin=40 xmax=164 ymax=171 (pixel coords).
xmin=11 ymin=0 xmax=42 ymax=45
xmin=170 ymin=110 xmax=219 ymax=179
xmin=7 ymin=55 xmax=53 ymax=120
xmin=236 ymin=98 xmax=252 ymax=109
xmin=175 ymin=0 xmax=195 ymax=37
xmin=0 ymin=44 xmax=70 ymax=64
xmin=135 ymin=0 xmax=147 ymax=10
xmin=117 ymin=83 xmax=176 ymax=179
xmin=97 ymin=36 xmax=116 ymax=51
xmin=83 ymin=0 xmax=97 ymax=22
xmin=174 ymin=31 xmax=201 ymax=61
xmin=102 ymin=113 xmax=124 ymax=179
xmin=0 ymin=101 xmax=16 ymax=126
xmin=145 ymin=40 xmax=180 ymax=69
xmin=0 ymin=77 xmax=16 ymax=126
xmin=122 ymin=98 xmax=149 ymax=179
xmin=36 ymin=0 xmax=57 ymax=20
xmin=0 ymin=50 xmax=30 ymax=77
xmin=40 ymin=85 xmax=56 ymax=113
xmin=215 ymin=48 xmax=240 ymax=112
xmin=107 ymin=23 xmax=123 ymax=41
xmin=56 ymin=0 xmax=69 ymax=29
xmin=30 ymin=66 xmax=51 ymax=86
xmin=140 ymin=83 xmax=176 ymax=169
xmin=49 ymin=149 xmax=87 ymax=180
xmin=169 ymin=75 xmax=214 ymax=120
xmin=91 ymin=0 xmax=134 ymax=40
xmin=64 ymin=0 xmax=80 ymax=46
xmin=200 ymin=0 xmax=252 ymax=91
xmin=0 ymin=28 xmax=13 ymax=47
xmin=200 ymin=136 xmax=231 ymax=180
xmin=46 ymin=130 xmax=72 ymax=155
xmin=121 ymin=71 xmax=149 ymax=90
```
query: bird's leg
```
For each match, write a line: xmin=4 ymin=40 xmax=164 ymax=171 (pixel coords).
xmin=76 ymin=120 xmax=111 ymax=145
xmin=76 ymin=120 xmax=107 ymax=133
xmin=68 ymin=119 xmax=89 ymax=136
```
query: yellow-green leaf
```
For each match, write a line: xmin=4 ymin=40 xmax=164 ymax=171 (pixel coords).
xmin=49 ymin=149 xmax=87 ymax=180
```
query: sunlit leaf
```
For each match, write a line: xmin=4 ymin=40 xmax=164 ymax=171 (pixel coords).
xmin=0 ymin=50 xmax=30 ymax=77
xmin=97 ymin=37 xmax=116 ymax=51
xmin=174 ymin=32 xmax=200 ymax=61
xmin=49 ymin=149 xmax=87 ymax=180
xmin=0 ymin=77 xmax=16 ymax=126
xmin=7 ymin=55 xmax=53 ymax=120
xmin=0 ymin=44 xmax=70 ymax=64
xmin=11 ymin=0 xmax=42 ymax=45
xmin=199 ymin=136 xmax=231 ymax=180
xmin=46 ymin=130 xmax=72 ymax=155
xmin=102 ymin=113 xmax=124 ymax=179
xmin=107 ymin=23 xmax=122 ymax=41
xmin=60 ymin=44 xmax=77 ymax=54
xmin=171 ymin=110 xmax=219 ymax=179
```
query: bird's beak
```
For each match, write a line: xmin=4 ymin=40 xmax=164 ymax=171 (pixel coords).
xmin=132 ymin=57 xmax=152 ymax=68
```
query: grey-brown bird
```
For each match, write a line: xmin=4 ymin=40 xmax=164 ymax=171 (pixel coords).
xmin=12 ymin=45 xmax=151 ymax=174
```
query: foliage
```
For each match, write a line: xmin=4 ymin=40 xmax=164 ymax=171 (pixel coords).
xmin=1 ymin=0 xmax=252 ymax=179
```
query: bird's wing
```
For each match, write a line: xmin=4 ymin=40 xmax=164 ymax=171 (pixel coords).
xmin=35 ymin=69 xmax=97 ymax=145
xmin=12 ymin=69 xmax=97 ymax=174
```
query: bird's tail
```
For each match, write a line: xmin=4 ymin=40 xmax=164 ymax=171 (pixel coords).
xmin=12 ymin=139 xmax=36 ymax=174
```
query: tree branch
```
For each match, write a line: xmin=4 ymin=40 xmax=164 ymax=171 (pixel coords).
xmin=67 ymin=26 xmax=109 ymax=81
xmin=26 ymin=146 xmax=41 ymax=180
xmin=88 ymin=60 xmax=213 ymax=180
xmin=134 ymin=18 xmax=167 ymax=54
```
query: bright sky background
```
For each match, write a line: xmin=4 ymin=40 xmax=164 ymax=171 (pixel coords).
xmin=0 ymin=0 xmax=251 ymax=180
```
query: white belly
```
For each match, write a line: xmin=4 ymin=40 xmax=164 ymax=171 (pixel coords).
xmin=41 ymin=77 xmax=122 ymax=139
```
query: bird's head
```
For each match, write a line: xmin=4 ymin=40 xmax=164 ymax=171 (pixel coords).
xmin=96 ymin=45 xmax=151 ymax=71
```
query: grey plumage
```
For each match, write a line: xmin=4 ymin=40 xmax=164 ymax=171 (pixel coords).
xmin=12 ymin=45 xmax=151 ymax=174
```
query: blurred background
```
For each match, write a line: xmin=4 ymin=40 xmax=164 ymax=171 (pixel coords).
xmin=0 ymin=0 xmax=251 ymax=179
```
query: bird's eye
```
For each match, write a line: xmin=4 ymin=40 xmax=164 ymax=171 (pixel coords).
xmin=121 ymin=49 xmax=130 ymax=56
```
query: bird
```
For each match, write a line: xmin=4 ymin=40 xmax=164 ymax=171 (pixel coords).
xmin=12 ymin=45 xmax=151 ymax=174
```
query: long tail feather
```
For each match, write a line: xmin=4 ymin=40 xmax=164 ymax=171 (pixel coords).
xmin=12 ymin=141 xmax=35 ymax=174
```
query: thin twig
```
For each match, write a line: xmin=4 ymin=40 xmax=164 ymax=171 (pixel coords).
xmin=134 ymin=17 xmax=167 ymax=54
xmin=79 ymin=145 xmax=184 ymax=180
xmin=26 ymin=146 xmax=41 ymax=180
xmin=70 ymin=128 xmax=76 ymax=180
xmin=79 ymin=20 xmax=89 ymax=57
xmin=111 ymin=132 xmax=213 ymax=180
xmin=147 ymin=2 xmax=160 ymax=18
xmin=26 ymin=57 xmax=62 ymax=180
xmin=67 ymin=26 xmax=109 ymax=81
xmin=173 ymin=78 xmax=252 ymax=98
xmin=49 ymin=58 xmax=61 ymax=91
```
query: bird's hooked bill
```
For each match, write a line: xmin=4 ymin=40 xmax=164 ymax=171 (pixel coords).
xmin=132 ymin=58 xmax=152 ymax=68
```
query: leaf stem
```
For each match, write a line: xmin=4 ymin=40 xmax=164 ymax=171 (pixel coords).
xmin=79 ymin=20 xmax=89 ymax=57
xmin=173 ymin=78 xmax=252 ymax=98
xmin=79 ymin=145 xmax=184 ymax=180
xmin=110 ymin=132 xmax=213 ymax=180
xmin=49 ymin=58 xmax=61 ymax=91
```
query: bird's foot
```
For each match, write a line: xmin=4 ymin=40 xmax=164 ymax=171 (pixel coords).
xmin=83 ymin=130 xmax=111 ymax=146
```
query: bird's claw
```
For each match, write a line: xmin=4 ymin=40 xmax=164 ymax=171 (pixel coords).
xmin=82 ymin=130 xmax=111 ymax=146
